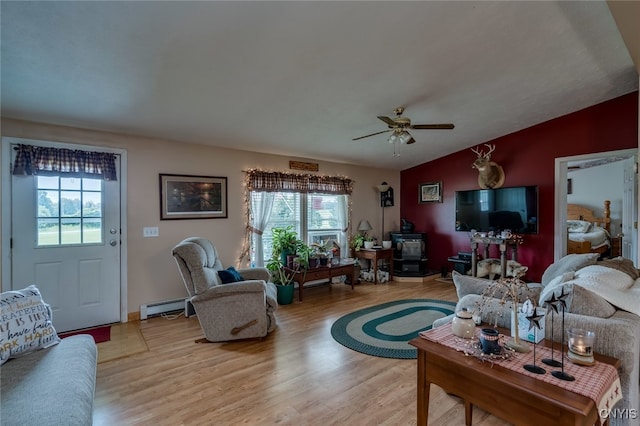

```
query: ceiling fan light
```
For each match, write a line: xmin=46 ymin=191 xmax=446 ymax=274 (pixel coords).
xmin=399 ymin=131 xmax=412 ymax=144
xmin=388 ymin=133 xmax=398 ymax=143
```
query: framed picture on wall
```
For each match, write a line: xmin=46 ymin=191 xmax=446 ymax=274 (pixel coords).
xmin=419 ymin=182 xmax=442 ymax=203
xmin=160 ymin=174 xmax=228 ymax=220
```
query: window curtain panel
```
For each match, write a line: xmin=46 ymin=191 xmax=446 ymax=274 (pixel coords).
xmin=12 ymin=144 xmax=118 ymax=181
xmin=248 ymin=192 xmax=275 ymax=267
xmin=336 ymin=195 xmax=349 ymax=257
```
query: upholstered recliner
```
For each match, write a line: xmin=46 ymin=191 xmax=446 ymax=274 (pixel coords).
xmin=172 ymin=237 xmax=278 ymax=342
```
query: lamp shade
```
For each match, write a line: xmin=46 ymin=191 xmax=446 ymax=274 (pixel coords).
xmin=376 ymin=182 xmax=390 ymax=193
xmin=358 ymin=220 xmax=372 ymax=232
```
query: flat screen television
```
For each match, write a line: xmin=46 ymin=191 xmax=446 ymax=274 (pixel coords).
xmin=455 ymin=186 xmax=538 ymax=234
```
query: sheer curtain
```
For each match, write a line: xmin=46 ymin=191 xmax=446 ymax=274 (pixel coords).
xmin=249 ymin=192 xmax=275 ymax=267
xmin=336 ymin=195 xmax=349 ymax=255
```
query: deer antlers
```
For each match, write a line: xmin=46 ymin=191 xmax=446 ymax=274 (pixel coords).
xmin=471 ymin=143 xmax=496 ymax=160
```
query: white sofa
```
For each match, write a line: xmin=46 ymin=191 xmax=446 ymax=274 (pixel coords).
xmin=0 ymin=335 xmax=97 ymax=426
xmin=434 ymin=254 xmax=640 ymax=426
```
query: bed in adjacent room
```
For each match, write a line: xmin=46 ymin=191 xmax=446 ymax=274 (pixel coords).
xmin=566 ymin=200 xmax=619 ymax=256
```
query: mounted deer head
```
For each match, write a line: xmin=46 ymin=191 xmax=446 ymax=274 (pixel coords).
xmin=471 ymin=144 xmax=505 ymax=189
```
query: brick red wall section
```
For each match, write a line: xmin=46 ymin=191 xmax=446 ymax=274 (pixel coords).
xmin=400 ymin=92 xmax=638 ymax=281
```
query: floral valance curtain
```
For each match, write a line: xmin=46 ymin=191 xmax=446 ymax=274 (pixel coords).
xmin=245 ymin=169 xmax=353 ymax=195
xmin=12 ymin=144 xmax=118 ymax=181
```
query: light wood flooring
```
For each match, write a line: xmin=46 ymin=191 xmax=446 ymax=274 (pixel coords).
xmin=94 ymin=279 xmax=510 ymax=425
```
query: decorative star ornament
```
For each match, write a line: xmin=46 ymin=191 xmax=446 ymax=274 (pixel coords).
xmin=556 ymin=287 xmax=570 ymax=311
xmin=544 ymin=292 xmax=559 ymax=314
xmin=526 ymin=307 xmax=545 ymax=331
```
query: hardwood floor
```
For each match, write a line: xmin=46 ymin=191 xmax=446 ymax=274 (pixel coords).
xmin=94 ymin=279 xmax=510 ymax=425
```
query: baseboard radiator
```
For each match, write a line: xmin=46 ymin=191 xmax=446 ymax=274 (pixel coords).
xmin=140 ymin=298 xmax=187 ymax=320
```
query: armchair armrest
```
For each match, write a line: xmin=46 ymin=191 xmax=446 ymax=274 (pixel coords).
xmin=237 ymin=267 xmax=270 ymax=282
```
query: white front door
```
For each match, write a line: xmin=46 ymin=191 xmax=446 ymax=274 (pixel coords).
xmin=10 ymin=144 xmax=122 ymax=332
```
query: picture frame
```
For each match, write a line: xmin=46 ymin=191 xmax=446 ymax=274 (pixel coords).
xmin=419 ymin=182 xmax=442 ymax=203
xmin=160 ymin=174 xmax=228 ymax=220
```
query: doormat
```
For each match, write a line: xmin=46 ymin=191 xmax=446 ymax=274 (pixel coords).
xmin=330 ymin=299 xmax=455 ymax=359
xmin=59 ymin=325 xmax=111 ymax=344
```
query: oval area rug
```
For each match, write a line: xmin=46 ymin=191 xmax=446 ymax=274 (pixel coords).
xmin=331 ymin=299 xmax=456 ymax=359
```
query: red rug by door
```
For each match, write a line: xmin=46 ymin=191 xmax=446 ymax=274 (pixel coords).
xmin=59 ymin=325 xmax=111 ymax=344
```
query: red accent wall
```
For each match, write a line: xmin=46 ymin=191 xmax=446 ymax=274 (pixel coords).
xmin=401 ymin=92 xmax=639 ymax=281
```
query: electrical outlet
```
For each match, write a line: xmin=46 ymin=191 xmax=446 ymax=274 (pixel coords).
xmin=143 ymin=227 xmax=159 ymax=237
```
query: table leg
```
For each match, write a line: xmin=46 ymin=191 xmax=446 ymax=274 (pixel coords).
xmin=464 ymin=400 xmax=473 ymax=426
xmin=373 ymin=258 xmax=379 ymax=284
xmin=471 ymin=241 xmax=478 ymax=277
xmin=298 ymin=277 xmax=304 ymax=301
xmin=416 ymin=349 xmax=429 ymax=425
xmin=499 ymin=242 xmax=507 ymax=278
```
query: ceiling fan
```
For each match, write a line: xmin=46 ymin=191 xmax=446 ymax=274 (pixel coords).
xmin=352 ymin=106 xmax=454 ymax=145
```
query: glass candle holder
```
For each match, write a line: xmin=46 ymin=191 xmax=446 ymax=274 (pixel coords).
xmin=567 ymin=328 xmax=595 ymax=356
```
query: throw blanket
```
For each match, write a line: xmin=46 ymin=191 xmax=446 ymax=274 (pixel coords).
xmin=540 ymin=265 xmax=640 ymax=317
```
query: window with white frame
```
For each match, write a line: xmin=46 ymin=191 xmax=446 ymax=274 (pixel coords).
xmin=251 ymin=192 xmax=348 ymax=266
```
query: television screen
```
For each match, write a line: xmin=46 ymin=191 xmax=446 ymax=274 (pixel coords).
xmin=455 ymin=186 xmax=538 ymax=234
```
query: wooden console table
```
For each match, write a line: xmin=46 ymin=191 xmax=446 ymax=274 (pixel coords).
xmin=354 ymin=248 xmax=393 ymax=284
xmin=409 ymin=331 xmax=620 ymax=426
xmin=470 ymin=236 xmax=519 ymax=277
xmin=287 ymin=263 xmax=355 ymax=301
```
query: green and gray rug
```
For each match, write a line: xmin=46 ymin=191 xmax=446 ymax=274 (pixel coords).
xmin=331 ymin=299 xmax=456 ymax=359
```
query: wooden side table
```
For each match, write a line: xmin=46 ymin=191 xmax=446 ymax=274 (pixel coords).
xmin=470 ymin=236 xmax=519 ymax=277
xmin=354 ymin=248 xmax=393 ymax=284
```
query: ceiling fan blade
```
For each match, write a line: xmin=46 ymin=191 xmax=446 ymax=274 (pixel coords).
xmin=352 ymin=129 xmax=392 ymax=141
xmin=411 ymin=123 xmax=455 ymax=130
xmin=377 ymin=116 xmax=397 ymax=127
xmin=405 ymin=136 xmax=416 ymax=145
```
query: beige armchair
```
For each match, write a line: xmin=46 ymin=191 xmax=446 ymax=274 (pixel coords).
xmin=172 ymin=237 xmax=278 ymax=342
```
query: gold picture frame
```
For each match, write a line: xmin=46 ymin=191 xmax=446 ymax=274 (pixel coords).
xmin=160 ymin=174 xmax=228 ymax=220
xmin=419 ymin=182 xmax=442 ymax=203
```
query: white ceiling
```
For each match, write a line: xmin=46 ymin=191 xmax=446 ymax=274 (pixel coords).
xmin=1 ymin=1 xmax=638 ymax=171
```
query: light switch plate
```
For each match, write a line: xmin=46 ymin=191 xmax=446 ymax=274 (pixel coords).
xmin=143 ymin=227 xmax=159 ymax=237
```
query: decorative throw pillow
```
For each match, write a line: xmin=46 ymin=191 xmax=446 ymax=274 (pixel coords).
xmin=217 ymin=266 xmax=245 ymax=284
xmin=567 ymin=220 xmax=592 ymax=233
xmin=597 ymin=256 xmax=640 ymax=280
xmin=540 ymin=253 xmax=600 ymax=287
xmin=574 ymin=264 xmax=634 ymax=291
xmin=451 ymin=271 xmax=494 ymax=300
xmin=0 ymin=285 xmax=60 ymax=365
xmin=540 ymin=270 xmax=617 ymax=318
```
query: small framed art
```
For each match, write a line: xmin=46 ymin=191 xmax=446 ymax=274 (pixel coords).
xmin=419 ymin=182 xmax=442 ymax=203
xmin=160 ymin=174 xmax=228 ymax=220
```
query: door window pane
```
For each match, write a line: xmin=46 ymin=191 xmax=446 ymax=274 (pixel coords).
xmin=36 ymin=176 xmax=104 ymax=246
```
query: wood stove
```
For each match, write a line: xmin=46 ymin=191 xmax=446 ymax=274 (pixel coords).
xmin=390 ymin=232 xmax=428 ymax=276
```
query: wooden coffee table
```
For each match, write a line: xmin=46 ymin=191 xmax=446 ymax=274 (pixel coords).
xmin=409 ymin=334 xmax=620 ymax=426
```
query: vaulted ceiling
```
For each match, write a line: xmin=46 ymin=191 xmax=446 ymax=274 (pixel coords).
xmin=1 ymin=1 xmax=638 ymax=170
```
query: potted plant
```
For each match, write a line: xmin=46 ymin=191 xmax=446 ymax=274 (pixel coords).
xmin=271 ymin=226 xmax=301 ymax=266
xmin=294 ymin=241 xmax=312 ymax=270
xmin=311 ymin=240 xmax=332 ymax=266
xmin=351 ymin=233 xmax=374 ymax=252
xmin=266 ymin=256 xmax=298 ymax=305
